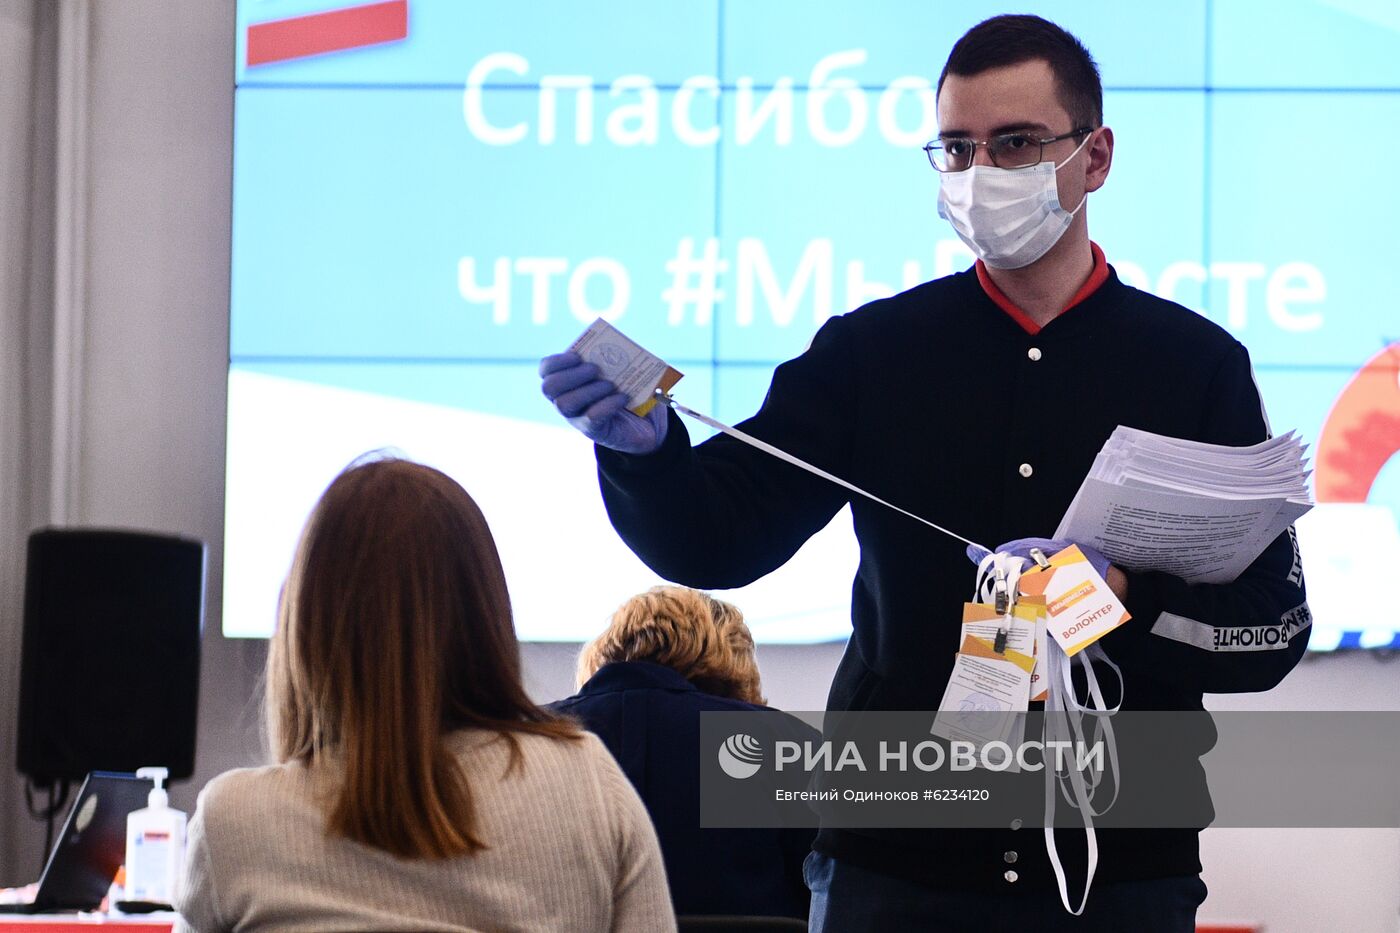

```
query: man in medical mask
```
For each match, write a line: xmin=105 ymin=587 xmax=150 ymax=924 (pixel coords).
xmin=931 ymin=30 xmax=1111 ymax=326
xmin=538 ymin=14 xmax=1307 ymax=932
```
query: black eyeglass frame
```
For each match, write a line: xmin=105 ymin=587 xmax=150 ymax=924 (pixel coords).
xmin=923 ymin=126 xmax=1094 ymax=172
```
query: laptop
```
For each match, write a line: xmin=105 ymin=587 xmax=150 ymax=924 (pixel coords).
xmin=0 ymin=771 xmax=154 ymax=913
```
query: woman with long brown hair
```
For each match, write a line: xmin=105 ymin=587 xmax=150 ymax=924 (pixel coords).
xmin=175 ymin=457 xmax=672 ymax=932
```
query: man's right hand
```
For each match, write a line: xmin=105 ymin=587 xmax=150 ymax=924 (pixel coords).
xmin=539 ymin=351 xmax=669 ymax=455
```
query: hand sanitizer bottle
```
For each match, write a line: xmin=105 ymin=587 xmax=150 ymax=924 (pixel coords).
xmin=123 ymin=767 xmax=187 ymax=905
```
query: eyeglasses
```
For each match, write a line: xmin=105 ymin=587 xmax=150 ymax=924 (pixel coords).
xmin=923 ymin=127 xmax=1093 ymax=172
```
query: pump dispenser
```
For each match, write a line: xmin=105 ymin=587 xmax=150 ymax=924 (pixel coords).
xmin=123 ymin=767 xmax=187 ymax=905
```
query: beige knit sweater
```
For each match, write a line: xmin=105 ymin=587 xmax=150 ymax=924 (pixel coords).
xmin=173 ymin=730 xmax=675 ymax=932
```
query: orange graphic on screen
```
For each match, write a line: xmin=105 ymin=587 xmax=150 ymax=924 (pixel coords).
xmin=1316 ymin=343 xmax=1400 ymax=503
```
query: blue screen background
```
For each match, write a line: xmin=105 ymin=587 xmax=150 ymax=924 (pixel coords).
xmin=227 ymin=0 xmax=1400 ymax=649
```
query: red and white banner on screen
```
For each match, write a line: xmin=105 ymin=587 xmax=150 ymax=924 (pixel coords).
xmin=246 ymin=0 xmax=408 ymax=67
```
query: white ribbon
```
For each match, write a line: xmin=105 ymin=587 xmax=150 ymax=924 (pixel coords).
xmin=663 ymin=394 xmax=988 ymax=552
xmin=972 ymin=551 xmax=1123 ymax=915
xmin=974 ymin=551 xmax=1026 ymax=608
xmin=660 ymin=392 xmax=1121 ymax=914
xmin=1041 ymin=640 xmax=1123 ymax=914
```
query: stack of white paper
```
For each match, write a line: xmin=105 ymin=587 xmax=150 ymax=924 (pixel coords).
xmin=1055 ymin=426 xmax=1313 ymax=584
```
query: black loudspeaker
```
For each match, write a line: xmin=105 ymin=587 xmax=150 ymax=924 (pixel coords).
xmin=16 ymin=528 xmax=205 ymax=783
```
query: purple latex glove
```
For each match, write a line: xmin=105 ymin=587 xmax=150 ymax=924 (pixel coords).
xmin=966 ymin=537 xmax=1112 ymax=580
xmin=539 ymin=350 xmax=669 ymax=455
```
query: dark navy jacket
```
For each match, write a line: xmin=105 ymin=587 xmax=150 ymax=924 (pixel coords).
xmin=552 ymin=661 xmax=816 ymax=919
xmin=593 ymin=266 xmax=1310 ymax=892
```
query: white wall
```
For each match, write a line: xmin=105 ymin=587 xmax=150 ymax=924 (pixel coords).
xmin=1 ymin=3 xmax=1396 ymax=931
xmin=0 ymin=0 xmax=266 ymax=884
xmin=0 ymin=0 xmax=48 ymax=887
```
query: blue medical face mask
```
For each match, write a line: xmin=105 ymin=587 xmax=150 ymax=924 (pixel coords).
xmin=936 ymin=132 xmax=1093 ymax=270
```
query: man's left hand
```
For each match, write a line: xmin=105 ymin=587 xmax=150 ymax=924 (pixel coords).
xmin=966 ymin=537 xmax=1128 ymax=600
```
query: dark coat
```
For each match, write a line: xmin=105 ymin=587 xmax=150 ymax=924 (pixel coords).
xmin=552 ymin=661 xmax=817 ymax=919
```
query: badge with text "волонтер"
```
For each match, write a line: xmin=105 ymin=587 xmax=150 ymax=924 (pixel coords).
xmin=1017 ymin=546 xmax=1129 ymax=656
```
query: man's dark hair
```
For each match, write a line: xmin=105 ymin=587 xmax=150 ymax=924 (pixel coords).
xmin=937 ymin=14 xmax=1103 ymax=129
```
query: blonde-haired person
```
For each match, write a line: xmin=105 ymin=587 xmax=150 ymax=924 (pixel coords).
xmin=175 ymin=458 xmax=673 ymax=933
xmin=554 ymin=586 xmax=816 ymax=921
xmin=575 ymin=587 xmax=765 ymax=704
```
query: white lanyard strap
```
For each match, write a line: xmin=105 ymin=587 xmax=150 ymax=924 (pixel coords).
xmin=974 ymin=551 xmax=1026 ymax=608
xmin=1043 ymin=637 xmax=1099 ymax=915
xmin=968 ymin=557 xmax=1121 ymax=915
xmin=1042 ymin=639 xmax=1122 ymax=914
xmin=1070 ymin=646 xmax=1122 ymax=812
xmin=662 ymin=394 xmax=990 ymax=552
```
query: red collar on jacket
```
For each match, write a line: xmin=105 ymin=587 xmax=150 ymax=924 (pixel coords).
xmin=974 ymin=241 xmax=1109 ymax=335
